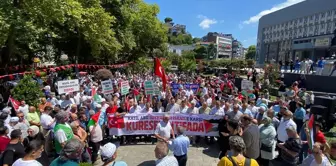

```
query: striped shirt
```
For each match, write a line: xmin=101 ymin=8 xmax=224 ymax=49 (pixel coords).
xmin=281 ymin=137 xmax=302 ymax=164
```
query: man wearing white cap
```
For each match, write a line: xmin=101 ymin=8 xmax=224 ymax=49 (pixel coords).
xmin=99 ymin=142 xmax=127 ymax=166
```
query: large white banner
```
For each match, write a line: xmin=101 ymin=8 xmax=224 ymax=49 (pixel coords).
xmin=57 ymin=79 xmax=79 ymax=94
xmin=108 ymin=113 xmax=222 ymax=136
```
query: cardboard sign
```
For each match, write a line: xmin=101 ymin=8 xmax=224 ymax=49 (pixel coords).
xmin=57 ymin=79 xmax=80 ymax=94
xmin=144 ymin=81 xmax=154 ymax=95
xmin=101 ymin=79 xmax=113 ymax=94
xmin=241 ymin=80 xmax=253 ymax=91
xmin=120 ymin=81 xmax=130 ymax=95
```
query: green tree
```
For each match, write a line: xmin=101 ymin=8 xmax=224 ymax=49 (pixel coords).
xmin=178 ymin=51 xmax=196 ymax=72
xmin=0 ymin=0 xmax=121 ymax=65
xmin=245 ymin=45 xmax=256 ymax=59
xmin=194 ymin=45 xmax=207 ymax=59
xmin=208 ymin=44 xmax=217 ymax=59
xmin=164 ymin=17 xmax=173 ymax=23
xmin=192 ymin=37 xmax=202 ymax=44
xmin=12 ymin=75 xmax=44 ymax=107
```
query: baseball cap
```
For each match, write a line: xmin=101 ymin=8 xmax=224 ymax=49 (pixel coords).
xmin=100 ymin=143 xmax=117 ymax=160
xmin=96 ymin=103 xmax=102 ymax=108
xmin=10 ymin=117 xmax=19 ymax=123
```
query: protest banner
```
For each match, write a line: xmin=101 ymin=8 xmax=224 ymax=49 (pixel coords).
xmin=101 ymin=79 xmax=113 ymax=94
xmin=171 ymin=83 xmax=200 ymax=93
xmin=120 ymin=81 xmax=130 ymax=95
xmin=241 ymin=79 xmax=253 ymax=91
xmin=57 ymin=79 xmax=79 ymax=94
xmin=144 ymin=80 xmax=154 ymax=95
xmin=108 ymin=113 xmax=221 ymax=136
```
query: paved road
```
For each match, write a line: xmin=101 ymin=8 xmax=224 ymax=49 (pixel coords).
xmin=115 ymin=143 xmax=220 ymax=166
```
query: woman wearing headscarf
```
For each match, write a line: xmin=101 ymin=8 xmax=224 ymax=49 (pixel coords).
xmin=259 ymin=117 xmax=277 ymax=166
xmin=50 ymin=138 xmax=84 ymax=166
xmin=23 ymin=125 xmax=50 ymax=166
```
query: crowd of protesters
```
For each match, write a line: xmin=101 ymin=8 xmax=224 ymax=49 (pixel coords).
xmin=0 ymin=69 xmax=335 ymax=166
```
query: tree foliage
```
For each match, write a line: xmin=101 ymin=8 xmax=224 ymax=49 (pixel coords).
xmin=245 ymin=45 xmax=256 ymax=59
xmin=12 ymin=75 xmax=44 ymax=107
xmin=0 ymin=0 xmax=168 ymax=66
xmin=164 ymin=17 xmax=173 ymax=23
xmin=168 ymin=33 xmax=192 ymax=45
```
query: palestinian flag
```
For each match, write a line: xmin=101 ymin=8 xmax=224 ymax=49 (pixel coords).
xmin=307 ymin=115 xmax=315 ymax=149
xmin=91 ymin=87 xmax=101 ymax=103
xmin=87 ymin=111 xmax=101 ymax=128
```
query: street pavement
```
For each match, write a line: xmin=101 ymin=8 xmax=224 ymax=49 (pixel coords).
xmin=115 ymin=142 xmax=220 ymax=166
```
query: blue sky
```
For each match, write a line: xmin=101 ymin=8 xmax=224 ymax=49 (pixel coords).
xmin=144 ymin=0 xmax=305 ymax=47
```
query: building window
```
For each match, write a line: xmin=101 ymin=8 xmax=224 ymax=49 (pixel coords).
xmin=321 ymin=13 xmax=325 ymax=18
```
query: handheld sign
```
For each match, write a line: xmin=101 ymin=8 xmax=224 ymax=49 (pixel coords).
xmin=120 ymin=81 xmax=130 ymax=95
xmin=101 ymin=79 xmax=113 ymax=94
xmin=144 ymin=81 xmax=154 ymax=95
xmin=57 ymin=79 xmax=80 ymax=94
xmin=241 ymin=80 xmax=253 ymax=91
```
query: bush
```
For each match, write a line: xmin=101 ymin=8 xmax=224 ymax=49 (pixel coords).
xmin=12 ymin=75 xmax=44 ymax=107
xmin=95 ymin=69 xmax=113 ymax=81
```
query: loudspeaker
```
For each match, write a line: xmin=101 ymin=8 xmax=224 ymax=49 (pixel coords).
xmin=310 ymin=105 xmax=328 ymax=116
xmin=314 ymin=96 xmax=336 ymax=115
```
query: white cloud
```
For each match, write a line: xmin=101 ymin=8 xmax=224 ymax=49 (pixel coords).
xmin=243 ymin=0 xmax=305 ymax=24
xmin=197 ymin=15 xmax=218 ymax=29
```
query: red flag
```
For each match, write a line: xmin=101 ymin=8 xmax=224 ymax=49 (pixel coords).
xmin=154 ymin=58 xmax=167 ymax=91
xmin=108 ymin=116 xmax=125 ymax=129
xmin=154 ymin=58 xmax=164 ymax=78
xmin=162 ymin=70 xmax=167 ymax=91
xmin=8 ymin=97 xmax=20 ymax=111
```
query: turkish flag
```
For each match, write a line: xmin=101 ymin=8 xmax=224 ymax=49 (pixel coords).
xmin=154 ymin=58 xmax=167 ymax=91
xmin=108 ymin=116 xmax=125 ymax=129
xmin=154 ymin=58 xmax=163 ymax=77
xmin=8 ymin=97 xmax=20 ymax=111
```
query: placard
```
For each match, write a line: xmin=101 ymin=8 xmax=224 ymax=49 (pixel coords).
xmin=57 ymin=79 xmax=79 ymax=94
xmin=241 ymin=80 xmax=253 ymax=91
xmin=120 ymin=81 xmax=130 ymax=95
xmin=144 ymin=81 xmax=154 ymax=95
xmin=101 ymin=79 xmax=113 ymax=94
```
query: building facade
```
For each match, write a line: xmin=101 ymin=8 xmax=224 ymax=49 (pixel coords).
xmin=168 ymin=44 xmax=195 ymax=56
xmin=232 ymin=40 xmax=244 ymax=59
xmin=203 ymin=32 xmax=233 ymax=59
xmin=256 ymin=0 xmax=336 ymax=65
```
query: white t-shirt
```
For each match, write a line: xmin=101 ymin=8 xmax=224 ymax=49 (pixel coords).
xmin=89 ymin=125 xmax=103 ymax=143
xmin=155 ymin=121 xmax=172 ymax=139
xmin=12 ymin=158 xmax=42 ymax=166
xmin=40 ymin=113 xmax=55 ymax=130
xmin=18 ymin=105 xmax=29 ymax=116
xmin=55 ymin=123 xmax=72 ymax=144
xmin=310 ymin=155 xmax=332 ymax=166
xmin=129 ymin=106 xmax=142 ymax=114
xmin=277 ymin=118 xmax=297 ymax=142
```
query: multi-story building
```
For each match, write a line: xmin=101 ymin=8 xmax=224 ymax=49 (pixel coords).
xmin=256 ymin=0 xmax=336 ymax=65
xmin=203 ymin=32 xmax=233 ymax=59
xmin=168 ymin=44 xmax=195 ymax=56
xmin=232 ymin=40 xmax=244 ymax=59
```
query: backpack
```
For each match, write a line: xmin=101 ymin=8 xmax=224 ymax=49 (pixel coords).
xmin=228 ymin=156 xmax=251 ymax=166
xmin=0 ymin=147 xmax=16 ymax=166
